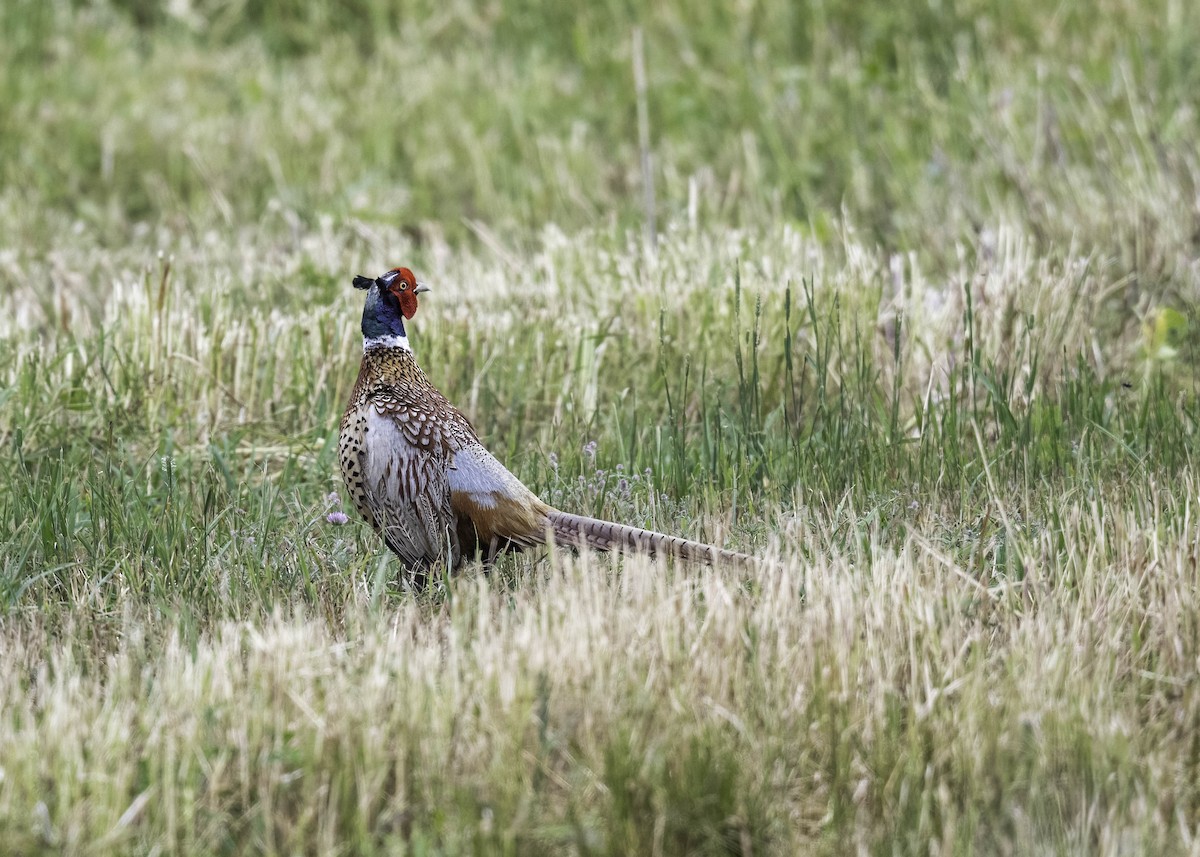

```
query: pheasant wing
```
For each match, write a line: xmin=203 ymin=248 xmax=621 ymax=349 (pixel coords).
xmin=446 ymin=443 xmax=551 ymax=549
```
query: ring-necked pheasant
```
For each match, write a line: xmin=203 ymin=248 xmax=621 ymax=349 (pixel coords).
xmin=339 ymin=266 xmax=759 ymax=586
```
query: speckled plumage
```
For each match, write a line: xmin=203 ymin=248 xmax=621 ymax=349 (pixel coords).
xmin=339 ymin=267 xmax=761 ymax=586
xmin=339 ymin=344 xmax=550 ymax=578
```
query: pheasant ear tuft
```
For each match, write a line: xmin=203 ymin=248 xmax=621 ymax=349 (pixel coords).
xmin=352 ymin=275 xmax=374 ymax=290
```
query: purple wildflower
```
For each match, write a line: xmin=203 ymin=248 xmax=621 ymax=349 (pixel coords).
xmin=327 ymin=511 xmax=350 ymax=525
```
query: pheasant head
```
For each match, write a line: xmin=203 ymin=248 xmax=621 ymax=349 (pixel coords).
xmin=352 ymin=267 xmax=430 ymax=351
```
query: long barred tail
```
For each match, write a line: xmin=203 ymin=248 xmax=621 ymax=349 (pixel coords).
xmin=546 ymin=509 xmax=761 ymax=570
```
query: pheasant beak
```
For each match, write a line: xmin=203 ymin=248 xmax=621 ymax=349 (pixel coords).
xmin=414 ymin=282 xmax=431 ymax=295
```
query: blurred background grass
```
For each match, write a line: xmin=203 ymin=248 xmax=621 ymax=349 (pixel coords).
xmin=3 ymin=0 xmax=1199 ymax=269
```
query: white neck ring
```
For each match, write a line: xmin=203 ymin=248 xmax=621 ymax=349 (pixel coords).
xmin=363 ymin=334 xmax=411 ymax=352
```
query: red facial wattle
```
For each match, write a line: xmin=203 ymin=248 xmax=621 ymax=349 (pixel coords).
xmin=399 ymin=289 xmax=418 ymax=319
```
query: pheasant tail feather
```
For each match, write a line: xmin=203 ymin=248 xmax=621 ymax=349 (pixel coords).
xmin=546 ymin=510 xmax=759 ymax=570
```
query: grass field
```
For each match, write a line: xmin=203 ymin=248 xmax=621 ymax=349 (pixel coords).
xmin=1 ymin=0 xmax=1198 ymax=853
